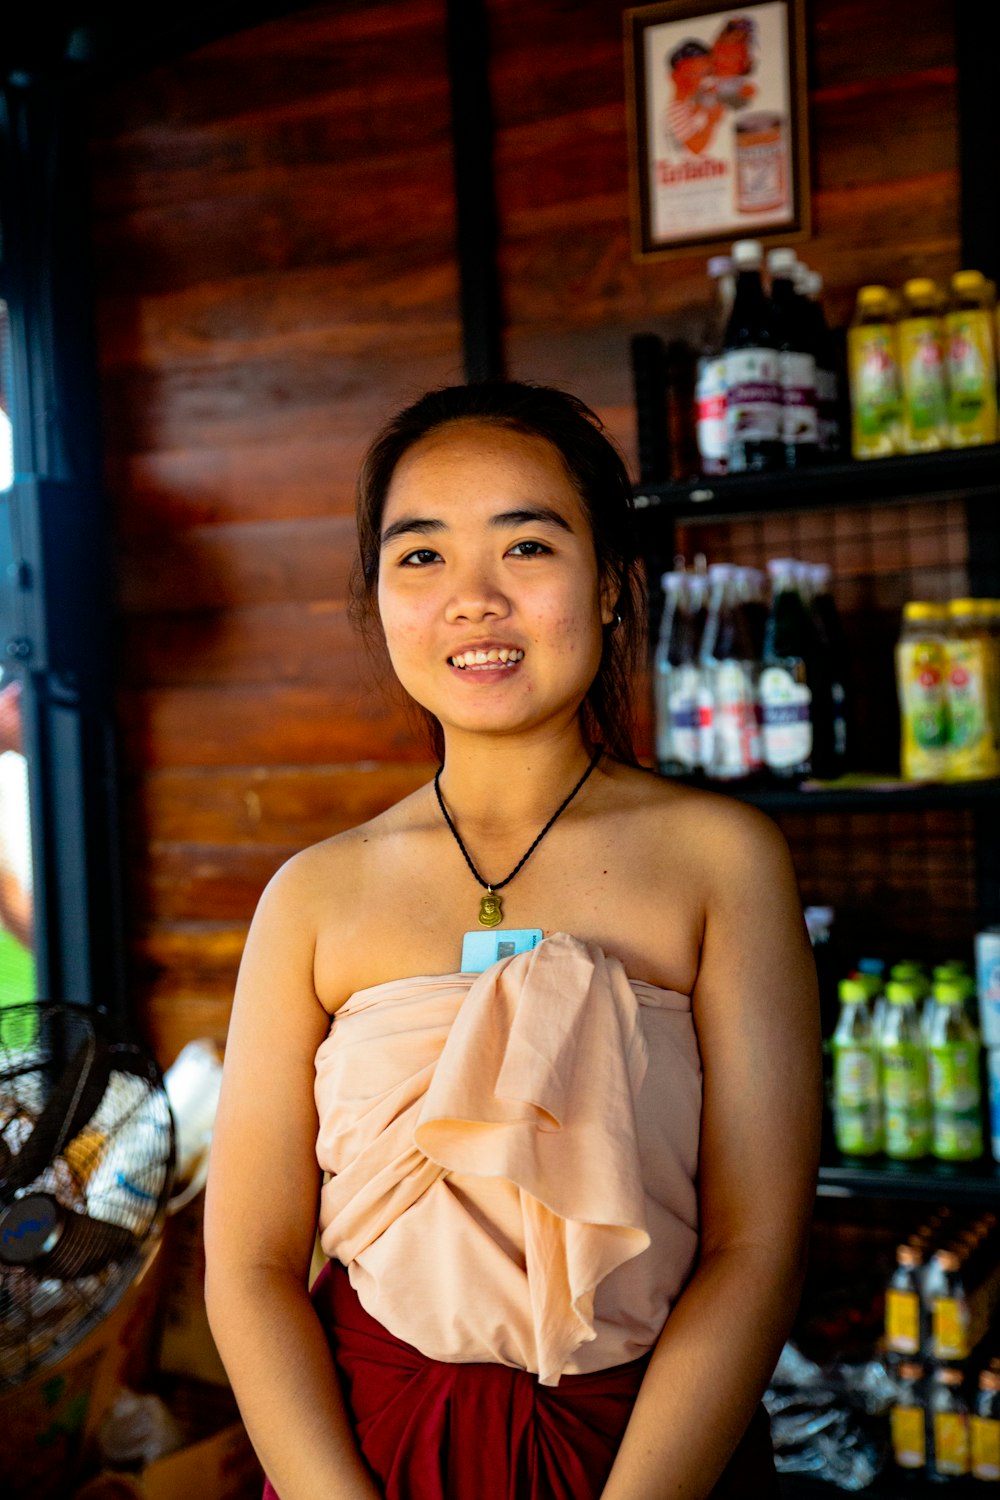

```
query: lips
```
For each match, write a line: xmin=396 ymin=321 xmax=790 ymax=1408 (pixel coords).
xmin=449 ymin=647 xmax=524 ymax=670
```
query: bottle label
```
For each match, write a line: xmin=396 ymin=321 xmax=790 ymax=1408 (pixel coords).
xmin=849 ymin=325 xmax=902 ymax=443
xmin=724 ymin=348 xmax=781 ymax=442
xmin=932 ymin=1109 xmax=983 ymax=1160
xmin=707 ymin=660 xmax=761 ymax=777
xmin=697 ymin=683 xmax=714 ymax=768
xmin=900 ymin=317 xmax=948 ymax=439
xmin=833 ymin=1047 xmax=878 ymax=1107
xmin=934 ymin=1297 xmax=970 ymax=1360
xmin=947 ymin=309 xmax=997 ymax=443
xmin=833 ymin=1105 xmax=881 ymax=1155
xmin=882 ymin=1044 xmax=929 ymax=1107
xmin=929 ymin=1041 xmax=981 ymax=1111
xmin=972 ymin=1415 xmax=1000 ymax=1480
xmin=759 ymin=666 xmax=812 ymax=769
xmin=696 ymin=355 xmax=729 ymax=470
xmin=886 ymin=1288 xmax=921 ymax=1353
xmin=896 ymin=639 xmax=950 ymax=779
xmin=779 ymin=350 xmax=819 ymax=444
xmin=945 ymin=638 xmax=998 ymax=776
xmin=933 ymin=1410 xmax=970 ymax=1476
xmin=892 ymin=1404 xmax=926 ymax=1468
xmin=666 ymin=665 xmax=702 ymax=770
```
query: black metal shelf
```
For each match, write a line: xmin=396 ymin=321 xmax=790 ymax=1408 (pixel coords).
xmin=817 ymin=1153 xmax=1000 ymax=1206
xmin=634 ymin=444 xmax=1000 ymax=522
xmin=655 ymin=771 xmax=1000 ymax=815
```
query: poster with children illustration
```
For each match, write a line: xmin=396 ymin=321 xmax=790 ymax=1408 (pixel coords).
xmin=625 ymin=0 xmax=809 ymax=256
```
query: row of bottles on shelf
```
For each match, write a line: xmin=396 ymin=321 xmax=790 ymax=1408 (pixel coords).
xmin=695 ymin=238 xmax=842 ymax=475
xmin=653 ymin=555 xmax=849 ymax=784
xmin=829 ymin=946 xmax=1000 ymax=1164
xmin=887 ymin=1208 xmax=1000 ymax=1481
xmin=849 ymin=271 xmax=999 ymax=460
xmin=898 ymin=597 xmax=1000 ymax=783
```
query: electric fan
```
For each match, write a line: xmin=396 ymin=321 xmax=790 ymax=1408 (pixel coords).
xmin=0 ymin=1001 xmax=176 ymax=1390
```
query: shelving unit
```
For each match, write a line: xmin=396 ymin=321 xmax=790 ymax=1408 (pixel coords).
xmin=632 ymin=423 xmax=1000 ymax=1495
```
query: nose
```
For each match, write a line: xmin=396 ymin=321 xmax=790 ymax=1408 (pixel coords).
xmin=444 ymin=560 xmax=511 ymax=625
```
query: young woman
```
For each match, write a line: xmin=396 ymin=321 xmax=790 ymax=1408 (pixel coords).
xmin=204 ymin=381 xmax=822 ymax=1500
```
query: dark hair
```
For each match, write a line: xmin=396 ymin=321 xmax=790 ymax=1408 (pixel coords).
xmin=669 ymin=39 xmax=709 ymax=69
xmin=351 ymin=380 xmax=645 ymax=765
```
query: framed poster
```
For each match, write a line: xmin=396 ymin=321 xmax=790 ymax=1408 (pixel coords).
xmin=625 ymin=0 xmax=810 ymax=258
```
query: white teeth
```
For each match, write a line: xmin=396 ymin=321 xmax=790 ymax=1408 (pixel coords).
xmin=450 ymin=648 xmax=523 ymax=669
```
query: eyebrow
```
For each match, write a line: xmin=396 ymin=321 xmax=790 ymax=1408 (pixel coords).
xmin=380 ymin=506 xmax=574 ymax=549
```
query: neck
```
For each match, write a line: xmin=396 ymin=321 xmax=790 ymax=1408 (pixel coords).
xmin=435 ymin=723 xmax=600 ymax=844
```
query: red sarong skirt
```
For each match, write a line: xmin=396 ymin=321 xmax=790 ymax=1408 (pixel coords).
xmin=262 ymin=1260 xmax=777 ymax=1499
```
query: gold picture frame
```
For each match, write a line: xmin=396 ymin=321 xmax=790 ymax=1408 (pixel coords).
xmin=625 ymin=0 xmax=810 ymax=259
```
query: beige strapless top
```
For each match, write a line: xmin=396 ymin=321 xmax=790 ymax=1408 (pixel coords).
xmin=314 ymin=932 xmax=701 ymax=1386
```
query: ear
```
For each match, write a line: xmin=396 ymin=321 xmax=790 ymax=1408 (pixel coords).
xmin=599 ymin=570 xmax=619 ymax=628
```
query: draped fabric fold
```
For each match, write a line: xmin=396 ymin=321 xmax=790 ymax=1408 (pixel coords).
xmin=315 ymin=932 xmax=700 ymax=1387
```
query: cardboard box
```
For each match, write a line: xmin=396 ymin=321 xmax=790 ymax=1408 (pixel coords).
xmin=73 ymin=1419 xmax=262 ymax=1500
xmin=157 ymin=1192 xmax=228 ymax=1386
xmin=0 ymin=1239 xmax=166 ymax=1500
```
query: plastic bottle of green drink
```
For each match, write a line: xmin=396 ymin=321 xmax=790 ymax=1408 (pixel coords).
xmin=927 ymin=980 xmax=984 ymax=1161
xmin=881 ymin=980 xmax=931 ymax=1159
xmin=831 ymin=977 xmax=882 ymax=1154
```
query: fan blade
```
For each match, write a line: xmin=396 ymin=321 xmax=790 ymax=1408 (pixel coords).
xmin=1 ymin=1036 xmax=114 ymax=1197
xmin=41 ymin=1208 xmax=138 ymax=1280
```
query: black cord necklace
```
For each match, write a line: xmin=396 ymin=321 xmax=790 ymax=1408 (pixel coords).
xmin=434 ymin=746 xmax=604 ymax=928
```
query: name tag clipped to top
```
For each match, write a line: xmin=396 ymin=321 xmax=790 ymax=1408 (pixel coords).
xmin=461 ymin=928 xmax=543 ymax=974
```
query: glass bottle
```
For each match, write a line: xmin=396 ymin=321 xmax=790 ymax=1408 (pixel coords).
xmin=654 ymin=572 xmax=703 ymax=778
xmin=931 ymin=1248 xmax=971 ymax=1362
xmin=799 ymin=265 xmax=843 ymax=458
xmin=767 ymin=246 xmax=819 ymax=468
xmin=944 ymin=598 xmax=1000 ymax=781
xmin=891 ymin=1362 xmax=927 ymax=1472
xmin=699 ymin=565 xmax=761 ymax=782
xmin=759 ymin=558 xmax=815 ymax=781
xmin=848 ymin=284 xmax=903 ymax=458
xmin=695 ymin=255 xmax=736 ymax=476
xmin=929 ymin=1364 xmax=970 ymax=1480
xmin=972 ymin=1368 xmax=1000 ymax=1482
xmin=804 ymin=562 xmax=850 ymax=777
xmin=886 ymin=1242 xmax=925 ymax=1354
xmin=722 ymin=239 xmax=783 ymax=473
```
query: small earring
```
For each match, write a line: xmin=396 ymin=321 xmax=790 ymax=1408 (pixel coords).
xmin=609 ymin=612 xmax=622 ymax=632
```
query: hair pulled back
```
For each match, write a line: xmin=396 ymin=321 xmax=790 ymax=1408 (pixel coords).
xmin=351 ymin=380 xmax=644 ymax=765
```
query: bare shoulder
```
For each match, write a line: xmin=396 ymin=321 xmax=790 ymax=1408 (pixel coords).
xmin=603 ymin=761 xmax=792 ymax=889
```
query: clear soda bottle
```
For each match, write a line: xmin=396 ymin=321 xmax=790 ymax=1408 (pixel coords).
xmin=831 ymin=977 xmax=881 ymax=1155
xmin=880 ymin=980 xmax=931 ymax=1159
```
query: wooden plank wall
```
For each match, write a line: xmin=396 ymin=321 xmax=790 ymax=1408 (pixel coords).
xmin=86 ymin=0 xmax=960 ymax=1063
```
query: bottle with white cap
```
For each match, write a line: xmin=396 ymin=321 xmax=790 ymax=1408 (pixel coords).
xmin=695 ymin=254 xmax=736 ymax=476
xmin=767 ymin=246 xmax=819 ymax=468
xmin=722 ymin=239 xmax=783 ymax=472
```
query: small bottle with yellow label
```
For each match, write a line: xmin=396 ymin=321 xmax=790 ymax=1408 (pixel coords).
xmin=929 ymin=1364 xmax=970 ymax=1480
xmin=886 ymin=1243 xmax=925 ymax=1354
xmin=947 ymin=269 xmax=999 ymax=447
xmin=972 ymin=1367 xmax=1000 ymax=1482
xmin=931 ymin=1249 xmax=971 ymax=1361
xmin=945 ymin=598 xmax=1000 ymax=781
xmin=898 ymin=277 xmax=950 ymax=453
xmin=891 ymin=1361 xmax=927 ymax=1471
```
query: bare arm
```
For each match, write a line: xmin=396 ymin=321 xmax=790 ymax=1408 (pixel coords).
xmin=204 ymin=854 xmax=381 ymax=1500
xmin=601 ymin=805 xmax=821 ymax=1500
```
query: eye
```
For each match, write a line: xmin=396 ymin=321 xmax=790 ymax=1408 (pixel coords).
xmin=507 ymin=539 xmax=553 ymax=558
xmin=399 ymin=548 xmax=442 ymax=567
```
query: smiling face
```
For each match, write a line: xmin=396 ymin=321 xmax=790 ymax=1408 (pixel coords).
xmin=376 ymin=420 xmax=616 ymax=749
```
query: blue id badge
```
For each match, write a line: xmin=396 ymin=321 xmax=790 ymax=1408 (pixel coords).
xmin=461 ymin=928 xmax=543 ymax=974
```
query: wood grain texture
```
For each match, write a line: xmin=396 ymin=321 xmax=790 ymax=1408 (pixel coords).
xmin=89 ymin=0 xmax=961 ymax=1062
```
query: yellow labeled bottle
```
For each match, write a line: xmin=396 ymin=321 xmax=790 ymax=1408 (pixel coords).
xmin=947 ymin=270 xmax=998 ymax=446
xmin=898 ymin=278 xmax=949 ymax=452
xmin=896 ymin=602 xmax=950 ymax=781
xmin=891 ymin=1362 xmax=927 ymax=1471
xmin=930 ymin=1364 xmax=970 ymax=1478
xmin=944 ymin=598 xmax=1000 ymax=780
xmin=848 ymin=285 xmax=902 ymax=458
xmin=972 ymin=1368 xmax=1000 ymax=1481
